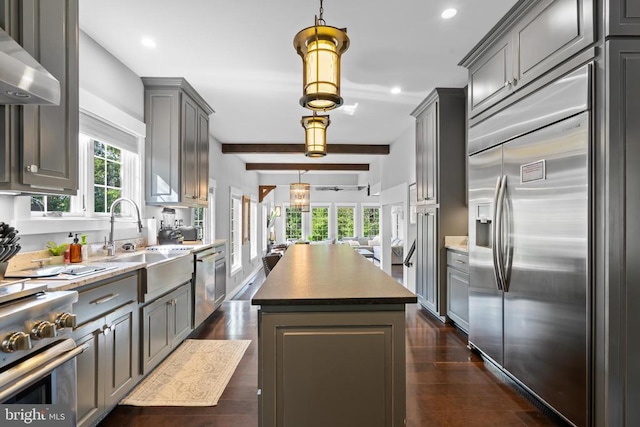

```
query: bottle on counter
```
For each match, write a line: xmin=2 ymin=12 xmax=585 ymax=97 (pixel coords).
xmin=70 ymin=233 xmax=82 ymax=263
xmin=81 ymin=234 xmax=89 ymax=261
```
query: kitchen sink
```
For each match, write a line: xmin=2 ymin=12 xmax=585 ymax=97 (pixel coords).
xmin=107 ymin=251 xmax=194 ymax=302
xmin=106 ymin=251 xmax=186 ymax=265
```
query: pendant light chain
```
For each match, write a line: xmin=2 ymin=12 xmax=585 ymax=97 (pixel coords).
xmin=318 ymin=0 xmax=325 ymax=25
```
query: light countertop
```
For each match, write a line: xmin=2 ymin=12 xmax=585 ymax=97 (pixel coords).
xmin=444 ymin=236 xmax=468 ymax=253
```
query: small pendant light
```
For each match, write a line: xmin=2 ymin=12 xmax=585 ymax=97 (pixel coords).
xmin=293 ymin=0 xmax=349 ymax=111
xmin=290 ymin=171 xmax=310 ymax=212
xmin=301 ymin=113 xmax=330 ymax=158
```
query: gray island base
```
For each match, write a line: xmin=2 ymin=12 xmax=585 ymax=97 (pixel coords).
xmin=252 ymin=245 xmax=417 ymax=427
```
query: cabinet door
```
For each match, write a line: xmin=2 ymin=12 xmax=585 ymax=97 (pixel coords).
xmin=447 ymin=266 xmax=469 ymax=332
xmin=468 ymin=35 xmax=513 ymax=118
xmin=214 ymin=259 xmax=226 ymax=308
xmin=73 ymin=318 xmax=104 ymax=427
xmin=20 ymin=0 xmax=78 ymax=192
xmin=141 ymin=295 xmax=171 ymax=374
xmin=423 ymin=102 xmax=438 ymax=204
xmin=415 ymin=213 xmax=426 ymax=302
xmin=104 ymin=304 xmax=139 ymax=406
xmin=170 ymin=283 xmax=193 ymax=346
xmin=512 ymin=0 xmax=594 ymax=89
xmin=181 ymin=94 xmax=199 ymax=204
xmin=145 ymin=88 xmax=181 ymax=204
xmin=415 ymin=116 xmax=426 ymax=202
xmin=197 ymin=108 xmax=210 ymax=205
xmin=423 ymin=209 xmax=438 ymax=313
xmin=607 ymin=0 xmax=640 ymax=36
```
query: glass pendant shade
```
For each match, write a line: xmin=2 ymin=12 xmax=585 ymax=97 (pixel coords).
xmin=294 ymin=22 xmax=349 ymax=111
xmin=301 ymin=114 xmax=330 ymax=157
xmin=290 ymin=182 xmax=310 ymax=212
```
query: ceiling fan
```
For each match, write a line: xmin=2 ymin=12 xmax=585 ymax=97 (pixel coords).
xmin=314 ymin=185 xmax=368 ymax=192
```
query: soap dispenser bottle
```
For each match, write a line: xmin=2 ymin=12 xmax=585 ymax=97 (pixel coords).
xmin=70 ymin=233 xmax=82 ymax=263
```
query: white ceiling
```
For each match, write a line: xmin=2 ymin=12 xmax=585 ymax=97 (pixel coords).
xmin=79 ymin=0 xmax=517 ymax=173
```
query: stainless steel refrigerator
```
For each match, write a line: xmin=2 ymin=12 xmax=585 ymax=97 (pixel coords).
xmin=468 ymin=65 xmax=590 ymax=426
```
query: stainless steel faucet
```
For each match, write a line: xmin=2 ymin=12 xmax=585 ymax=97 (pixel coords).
xmin=104 ymin=197 xmax=143 ymax=256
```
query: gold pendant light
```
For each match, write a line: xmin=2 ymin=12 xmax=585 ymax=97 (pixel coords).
xmin=293 ymin=0 xmax=349 ymax=111
xmin=290 ymin=171 xmax=310 ymax=212
xmin=301 ymin=113 xmax=330 ymax=157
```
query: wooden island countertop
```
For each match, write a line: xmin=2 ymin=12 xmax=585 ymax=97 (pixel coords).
xmin=251 ymin=244 xmax=417 ymax=306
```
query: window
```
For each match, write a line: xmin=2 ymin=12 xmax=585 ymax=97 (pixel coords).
xmin=93 ymin=140 xmax=123 ymax=214
xmin=285 ymin=207 xmax=303 ymax=241
xmin=194 ymin=207 xmax=205 ymax=240
xmin=30 ymin=195 xmax=70 ymax=216
xmin=310 ymin=206 xmax=329 ymax=241
xmin=336 ymin=206 xmax=355 ymax=239
xmin=262 ymin=205 xmax=269 ymax=252
xmin=230 ymin=190 xmax=242 ymax=273
xmin=250 ymin=200 xmax=258 ymax=259
xmin=362 ymin=206 xmax=380 ymax=237
xmin=391 ymin=206 xmax=405 ymax=240
xmin=30 ymin=131 xmax=140 ymax=218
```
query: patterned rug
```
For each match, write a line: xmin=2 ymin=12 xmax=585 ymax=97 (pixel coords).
xmin=120 ymin=339 xmax=251 ymax=406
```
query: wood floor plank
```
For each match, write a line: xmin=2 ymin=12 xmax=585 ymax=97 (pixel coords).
xmin=98 ymin=276 xmax=567 ymax=427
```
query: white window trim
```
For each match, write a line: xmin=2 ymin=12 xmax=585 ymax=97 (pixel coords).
xmin=335 ymin=203 xmax=357 ymax=239
xmin=308 ymin=203 xmax=332 ymax=242
xmin=261 ymin=204 xmax=269 ymax=253
xmin=230 ymin=187 xmax=243 ymax=276
xmin=250 ymin=198 xmax=258 ymax=260
xmin=361 ymin=203 xmax=381 ymax=238
xmin=281 ymin=203 xmax=308 ymax=241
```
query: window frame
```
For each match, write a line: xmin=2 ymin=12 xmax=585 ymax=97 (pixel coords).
xmin=250 ymin=198 xmax=258 ymax=260
xmin=309 ymin=203 xmax=331 ymax=241
xmin=361 ymin=204 xmax=381 ymax=238
xmin=335 ymin=203 xmax=356 ymax=240
xmin=229 ymin=187 xmax=243 ymax=276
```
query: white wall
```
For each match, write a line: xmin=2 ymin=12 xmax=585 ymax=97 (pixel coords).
xmin=209 ymin=135 xmax=263 ymax=297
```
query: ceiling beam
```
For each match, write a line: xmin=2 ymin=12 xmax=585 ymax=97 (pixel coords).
xmin=222 ymin=143 xmax=389 ymax=155
xmin=246 ymin=163 xmax=369 ymax=171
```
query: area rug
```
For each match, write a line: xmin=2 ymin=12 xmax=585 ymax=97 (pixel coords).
xmin=120 ymin=339 xmax=251 ymax=406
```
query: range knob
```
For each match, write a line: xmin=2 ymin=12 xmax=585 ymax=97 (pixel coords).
xmin=1 ymin=332 xmax=32 ymax=353
xmin=30 ymin=321 xmax=57 ymax=340
xmin=55 ymin=312 xmax=77 ymax=330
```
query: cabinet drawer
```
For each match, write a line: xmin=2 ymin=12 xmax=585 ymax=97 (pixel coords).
xmin=446 ymin=250 xmax=469 ymax=273
xmin=74 ymin=273 xmax=139 ymax=325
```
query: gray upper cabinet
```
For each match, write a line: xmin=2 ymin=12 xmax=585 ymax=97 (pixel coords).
xmin=0 ymin=0 xmax=79 ymax=194
xmin=607 ymin=0 xmax=640 ymax=36
xmin=143 ymin=77 xmax=214 ymax=207
xmin=461 ymin=0 xmax=594 ymax=120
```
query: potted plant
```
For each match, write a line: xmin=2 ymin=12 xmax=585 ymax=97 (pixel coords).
xmin=46 ymin=241 xmax=67 ymax=265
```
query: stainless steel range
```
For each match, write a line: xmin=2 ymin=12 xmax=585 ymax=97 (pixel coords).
xmin=0 ymin=278 xmax=81 ymax=423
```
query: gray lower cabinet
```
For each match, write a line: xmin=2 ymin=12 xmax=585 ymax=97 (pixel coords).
xmin=72 ymin=272 xmax=140 ymax=427
xmin=461 ymin=0 xmax=594 ymax=120
xmin=446 ymin=250 xmax=469 ymax=333
xmin=607 ymin=0 xmax=640 ymax=36
xmin=416 ymin=208 xmax=437 ymax=314
xmin=141 ymin=282 xmax=192 ymax=374
xmin=0 ymin=0 xmax=79 ymax=194
xmin=259 ymin=309 xmax=407 ymax=427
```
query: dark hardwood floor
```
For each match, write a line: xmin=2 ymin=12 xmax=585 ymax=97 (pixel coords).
xmin=99 ymin=270 xmax=566 ymax=427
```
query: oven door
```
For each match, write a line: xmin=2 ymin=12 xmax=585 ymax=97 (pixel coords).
xmin=0 ymin=338 xmax=84 ymax=424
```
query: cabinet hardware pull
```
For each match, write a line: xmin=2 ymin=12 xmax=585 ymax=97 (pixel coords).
xmin=91 ymin=293 xmax=119 ymax=305
xmin=455 ymin=259 xmax=466 ymax=264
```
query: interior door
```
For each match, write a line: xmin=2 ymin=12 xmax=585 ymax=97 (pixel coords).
xmin=502 ymin=112 xmax=589 ymax=426
xmin=468 ymin=144 xmax=503 ymax=365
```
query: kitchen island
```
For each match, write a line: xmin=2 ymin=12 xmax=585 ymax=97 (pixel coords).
xmin=252 ymin=244 xmax=416 ymax=427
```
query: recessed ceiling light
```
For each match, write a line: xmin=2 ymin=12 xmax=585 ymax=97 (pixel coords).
xmin=441 ymin=8 xmax=457 ymax=19
xmin=391 ymin=87 xmax=402 ymax=95
xmin=141 ymin=37 xmax=156 ymax=48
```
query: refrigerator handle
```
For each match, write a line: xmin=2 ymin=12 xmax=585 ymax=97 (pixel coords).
xmin=495 ymin=175 xmax=508 ymax=291
xmin=491 ymin=176 xmax=504 ymax=291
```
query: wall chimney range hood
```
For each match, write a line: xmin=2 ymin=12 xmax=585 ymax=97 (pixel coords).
xmin=0 ymin=27 xmax=60 ymax=105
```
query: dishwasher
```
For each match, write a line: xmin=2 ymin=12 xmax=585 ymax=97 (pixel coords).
xmin=194 ymin=245 xmax=226 ymax=327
